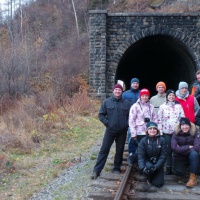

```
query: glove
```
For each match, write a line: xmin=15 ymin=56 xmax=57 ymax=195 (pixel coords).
xmin=148 ymin=166 xmax=156 ymax=174
xmin=143 ymin=167 xmax=150 ymax=176
xmin=143 ymin=166 xmax=156 ymax=176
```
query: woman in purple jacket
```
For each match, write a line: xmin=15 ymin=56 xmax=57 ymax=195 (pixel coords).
xmin=171 ymin=117 xmax=200 ymax=188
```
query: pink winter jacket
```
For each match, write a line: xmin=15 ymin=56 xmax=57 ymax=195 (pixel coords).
xmin=129 ymin=99 xmax=157 ymax=138
xmin=157 ymin=101 xmax=185 ymax=135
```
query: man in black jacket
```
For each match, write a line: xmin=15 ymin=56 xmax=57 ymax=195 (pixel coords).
xmin=91 ymin=84 xmax=131 ymax=179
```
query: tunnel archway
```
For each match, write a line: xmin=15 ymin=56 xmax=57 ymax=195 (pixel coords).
xmin=115 ymin=35 xmax=197 ymax=96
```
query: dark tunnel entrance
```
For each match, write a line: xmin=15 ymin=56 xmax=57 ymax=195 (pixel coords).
xmin=115 ymin=35 xmax=197 ymax=96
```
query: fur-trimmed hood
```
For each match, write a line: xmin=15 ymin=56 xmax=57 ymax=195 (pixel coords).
xmin=174 ymin=122 xmax=196 ymax=136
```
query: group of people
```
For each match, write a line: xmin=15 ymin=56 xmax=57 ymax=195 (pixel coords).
xmin=91 ymin=72 xmax=200 ymax=189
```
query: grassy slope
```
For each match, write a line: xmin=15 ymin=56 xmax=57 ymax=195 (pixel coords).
xmin=0 ymin=116 xmax=104 ymax=199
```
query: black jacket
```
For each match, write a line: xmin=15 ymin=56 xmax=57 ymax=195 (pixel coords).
xmin=138 ymin=135 xmax=167 ymax=170
xmin=98 ymin=95 xmax=131 ymax=133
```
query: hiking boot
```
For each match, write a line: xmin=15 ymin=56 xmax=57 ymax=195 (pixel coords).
xmin=91 ymin=171 xmax=100 ymax=180
xmin=186 ymin=173 xmax=197 ymax=187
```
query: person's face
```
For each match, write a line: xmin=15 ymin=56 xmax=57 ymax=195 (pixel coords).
xmin=113 ymin=88 xmax=122 ymax=99
xmin=157 ymin=86 xmax=165 ymax=94
xmin=131 ymin=82 xmax=139 ymax=90
xmin=181 ymin=124 xmax=190 ymax=133
xmin=140 ymin=94 xmax=149 ymax=103
xmin=179 ymin=87 xmax=188 ymax=95
xmin=167 ymin=93 xmax=175 ymax=102
xmin=147 ymin=127 xmax=158 ymax=137
xmin=197 ymin=74 xmax=200 ymax=83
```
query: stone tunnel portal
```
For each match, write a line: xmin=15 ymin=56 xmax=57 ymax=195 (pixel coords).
xmin=116 ymin=35 xmax=196 ymax=96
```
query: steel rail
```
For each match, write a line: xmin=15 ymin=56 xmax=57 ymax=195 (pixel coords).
xmin=114 ymin=165 xmax=132 ymax=200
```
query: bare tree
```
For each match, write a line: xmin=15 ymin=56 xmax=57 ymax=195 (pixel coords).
xmin=71 ymin=0 xmax=79 ymax=39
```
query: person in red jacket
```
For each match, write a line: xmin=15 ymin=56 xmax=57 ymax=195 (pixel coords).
xmin=175 ymin=82 xmax=199 ymax=123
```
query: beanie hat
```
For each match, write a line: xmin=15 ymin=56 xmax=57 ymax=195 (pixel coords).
xmin=178 ymin=82 xmax=188 ymax=90
xmin=140 ymin=88 xmax=150 ymax=97
xmin=180 ymin=117 xmax=191 ymax=127
xmin=166 ymin=89 xmax=175 ymax=99
xmin=146 ymin=122 xmax=159 ymax=133
xmin=156 ymin=81 xmax=166 ymax=91
xmin=131 ymin=78 xmax=139 ymax=84
xmin=113 ymin=84 xmax=123 ymax=91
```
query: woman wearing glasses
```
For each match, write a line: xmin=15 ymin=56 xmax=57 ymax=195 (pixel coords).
xmin=138 ymin=122 xmax=167 ymax=188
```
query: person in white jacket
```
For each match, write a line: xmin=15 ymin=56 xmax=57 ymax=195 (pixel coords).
xmin=157 ymin=89 xmax=185 ymax=175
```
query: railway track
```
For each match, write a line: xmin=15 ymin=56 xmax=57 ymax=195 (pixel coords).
xmin=88 ymin=145 xmax=200 ymax=200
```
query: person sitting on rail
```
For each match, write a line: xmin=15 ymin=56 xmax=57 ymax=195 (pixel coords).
xmin=128 ymin=88 xmax=157 ymax=167
xmin=138 ymin=122 xmax=167 ymax=188
xmin=171 ymin=117 xmax=200 ymax=188
xmin=91 ymin=84 xmax=131 ymax=179
xmin=157 ymin=89 xmax=185 ymax=175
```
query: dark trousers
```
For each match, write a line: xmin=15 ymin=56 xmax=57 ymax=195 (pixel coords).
xmin=145 ymin=161 xmax=165 ymax=188
xmin=163 ymin=134 xmax=172 ymax=168
xmin=128 ymin=127 xmax=138 ymax=154
xmin=128 ymin=135 xmax=146 ymax=164
xmin=128 ymin=135 xmax=145 ymax=157
xmin=93 ymin=129 xmax=127 ymax=173
xmin=173 ymin=150 xmax=200 ymax=176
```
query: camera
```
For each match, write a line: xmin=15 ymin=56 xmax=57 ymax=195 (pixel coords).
xmin=144 ymin=117 xmax=150 ymax=123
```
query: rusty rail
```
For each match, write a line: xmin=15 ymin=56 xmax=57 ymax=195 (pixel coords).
xmin=114 ymin=165 xmax=132 ymax=200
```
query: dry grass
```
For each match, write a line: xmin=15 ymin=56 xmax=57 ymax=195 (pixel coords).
xmin=0 ymin=90 xmax=104 ymax=199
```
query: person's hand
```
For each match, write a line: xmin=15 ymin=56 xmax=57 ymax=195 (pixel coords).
xmin=143 ymin=166 xmax=156 ymax=176
xmin=143 ymin=167 xmax=150 ymax=176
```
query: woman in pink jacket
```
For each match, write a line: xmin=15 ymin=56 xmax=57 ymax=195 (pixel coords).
xmin=128 ymin=88 xmax=157 ymax=165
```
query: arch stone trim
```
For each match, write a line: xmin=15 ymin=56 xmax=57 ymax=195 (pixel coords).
xmin=111 ymin=26 xmax=200 ymax=72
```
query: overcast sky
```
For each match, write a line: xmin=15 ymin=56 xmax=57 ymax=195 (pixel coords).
xmin=0 ymin=0 xmax=6 ymax=4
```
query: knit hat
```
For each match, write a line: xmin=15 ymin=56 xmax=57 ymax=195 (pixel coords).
xmin=166 ymin=89 xmax=175 ymax=99
xmin=178 ymin=82 xmax=188 ymax=90
xmin=156 ymin=81 xmax=166 ymax=91
xmin=140 ymin=88 xmax=150 ymax=97
xmin=131 ymin=78 xmax=139 ymax=84
xmin=113 ymin=84 xmax=123 ymax=91
xmin=146 ymin=122 xmax=159 ymax=133
xmin=180 ymin=117 xmax=191 ymax=127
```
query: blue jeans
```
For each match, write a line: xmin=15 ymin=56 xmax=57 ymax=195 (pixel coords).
xmin=173 ymin=150 xmax=200 ymax=176
xmin=128 ymin=127 xmax=138 ymax=154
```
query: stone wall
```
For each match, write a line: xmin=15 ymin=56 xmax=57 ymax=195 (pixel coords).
xmin=89 ymin=10 xmax=200 ymax=99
